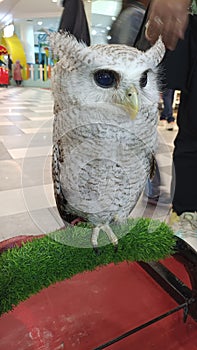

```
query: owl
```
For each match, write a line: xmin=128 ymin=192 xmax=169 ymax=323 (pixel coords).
xmin=50 ymin=32 xmax=165 ymax=250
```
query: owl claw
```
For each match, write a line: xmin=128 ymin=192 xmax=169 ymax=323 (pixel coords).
xmin=114 ymin=244 xmax=118 ymax=253
xmin=93 ymin=246 xmax=101 ymax=255
xmin=93 ymin=244 xmax=118 ymax=255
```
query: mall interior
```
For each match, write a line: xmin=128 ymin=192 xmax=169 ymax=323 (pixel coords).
xmin=0 ymin=1 xmax=197 ymax=350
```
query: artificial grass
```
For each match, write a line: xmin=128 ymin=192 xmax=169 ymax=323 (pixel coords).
xmin=0 ymin=218 xmax=176 ymax=315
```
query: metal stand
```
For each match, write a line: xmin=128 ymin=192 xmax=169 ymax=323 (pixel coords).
xmin=93 ymin=237 xmax=197 ymax=350
xmin=139 ymin=237 xmax=197 ymax=321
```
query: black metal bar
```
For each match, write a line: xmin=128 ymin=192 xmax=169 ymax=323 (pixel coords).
xmin=138 ymin=261 xmax=192 ymax=305
xmin=174 ymin=238 xmax=197 ymax=321
xmin=93 ymin=301 xmax=193 ymax=350
xmin=138 ymin=237 xmax=197 ymax=321
xmin=93 ymin=238 xmax=197 ymax=349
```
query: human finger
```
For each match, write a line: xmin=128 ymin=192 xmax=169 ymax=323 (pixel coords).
xmin=145 ymin=17 xmax=164 ymax=45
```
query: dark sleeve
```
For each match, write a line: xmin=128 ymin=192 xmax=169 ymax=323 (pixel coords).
xmin=108 ymin=6 xmax=145 ymax=46
xmin=58 ymin=0 xmax=91 ymax=46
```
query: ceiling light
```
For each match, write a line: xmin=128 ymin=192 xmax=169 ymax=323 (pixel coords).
xmin=37 ymin=21 xmax=43 ymax=25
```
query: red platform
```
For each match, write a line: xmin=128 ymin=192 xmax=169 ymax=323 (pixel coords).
xmin=0 ymin=258 xmax=197 ymax=350
xmin=0 ymin=67 xmax=9 ymax=86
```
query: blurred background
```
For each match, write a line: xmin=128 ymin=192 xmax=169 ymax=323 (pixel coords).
xmin=0 ymin=0 xmax=150 ymax=88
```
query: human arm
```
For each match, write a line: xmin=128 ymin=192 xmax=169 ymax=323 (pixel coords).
xmin=145 ymin=0 xmax=191 ymax=50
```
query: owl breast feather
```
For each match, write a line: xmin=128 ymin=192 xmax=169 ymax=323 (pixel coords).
xmin=54 ymin=105 xmax=155 ymax=225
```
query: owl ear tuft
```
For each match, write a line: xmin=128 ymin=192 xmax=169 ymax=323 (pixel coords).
xmin=49 ymin=31 xmax=87 ymax=61
xmin=144 ymin=36 xmax=166 ymax=67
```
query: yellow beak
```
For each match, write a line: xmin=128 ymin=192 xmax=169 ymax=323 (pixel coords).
xmin=119 ymin=86 xmax=139 ymax=120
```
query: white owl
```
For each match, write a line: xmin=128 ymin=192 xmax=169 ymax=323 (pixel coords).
xmin=50 ymin=32 xmax=165 ymax=250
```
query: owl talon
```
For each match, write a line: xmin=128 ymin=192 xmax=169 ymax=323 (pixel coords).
xmin=114 ymin=244 xmax=118 ymax=253
xmin=93 ymin=246 xmax=101 ymax=255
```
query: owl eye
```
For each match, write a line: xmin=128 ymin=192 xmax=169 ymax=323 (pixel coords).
xmin=140 ymin=70 xmax=149 ymax=88
xmin=94 ymin=70 xmax=118 ymax=88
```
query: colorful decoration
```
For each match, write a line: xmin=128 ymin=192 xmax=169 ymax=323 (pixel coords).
xmin=44 ymin=46 xmax=49 ymax=57
xmin=0 ymin=45 xmax=8 ymax=55
xmin=1 ymin=35 xmax=27 ymax=78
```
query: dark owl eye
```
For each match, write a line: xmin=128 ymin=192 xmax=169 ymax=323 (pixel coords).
xmin=140 ymin=70 xmax=149 ymax=88
xmin=94 ymin=70 xmax=118 ymax=88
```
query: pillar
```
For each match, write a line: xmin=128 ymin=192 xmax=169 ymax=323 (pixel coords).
xmin=83 ymin=0 xmax=92 ymax=29
xmin=15 ymin=22 xmax=35 ymax=64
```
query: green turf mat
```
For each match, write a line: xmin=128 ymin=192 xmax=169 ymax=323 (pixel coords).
xmin=0 ymin=218 xmax=176 ymax=315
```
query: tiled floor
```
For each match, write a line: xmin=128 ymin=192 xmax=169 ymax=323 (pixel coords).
xmin=0 ymin=86 xmax=180 ymax=241
xmin=0 ymin=87 xmax=64 ymax=241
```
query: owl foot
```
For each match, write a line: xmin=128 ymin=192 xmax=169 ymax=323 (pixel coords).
xmin=93 ymin=246 xmax=101 ymax=255
xmin=92 ymin=224 xmax=118 ymax=253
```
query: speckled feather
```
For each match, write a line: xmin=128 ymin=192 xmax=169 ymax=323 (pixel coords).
xmin=50 ymin=32 xmax=165 ymax=228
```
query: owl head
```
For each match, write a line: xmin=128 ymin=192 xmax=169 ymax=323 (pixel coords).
xmin=50 ymin=32 xmax=165 ymax=117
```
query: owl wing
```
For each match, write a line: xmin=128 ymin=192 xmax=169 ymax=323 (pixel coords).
xmin=52 ymin=141 xmax=80 ymax=224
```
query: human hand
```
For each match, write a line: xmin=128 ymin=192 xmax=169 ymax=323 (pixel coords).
xmin=145 ymin=0 xmax=191 ymax=50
